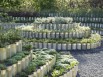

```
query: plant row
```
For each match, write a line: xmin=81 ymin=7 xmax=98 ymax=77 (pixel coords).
xmin=18 ymin=24 xmax=90 ymax=33
xmin=15 ymin=49 xmax=57 ymax=77
xmin=13 ymin=17 xmax=103 ymax=23
xmin=21 ymin=30 xmax=90 ymax=39
xmin=44 ymin=52 xmax=79 ymax=77
xmin=34 ymin=17 xmax=73 ymax=24
xmin=1 ymin=22 xmax=103 ymax=30
xmin=32 ymin=23 xmax=77 ymax=30
xmin=0 ymin=29 xmax=21 ymax=48
xmin=0 ymin=51 xmax=31 ymax=77
xmin=24 ymin=33 xmax=101 ymax=44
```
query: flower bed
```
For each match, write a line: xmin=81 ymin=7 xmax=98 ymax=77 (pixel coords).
xmin=15 ymin=49 xmax=56 ymax=77
xmin=21 ymin=30 xmax=90 ymax=39
xmin=17 ymin=24 xmax=91 ymax=39
xmin=45 ymin=52 xmax=79 ymax=77
xmin=0 ymin=51 xmax=31 ymax=77
xmin=32 ymin=23 xmax=77 ymax=30
xmin=24 ymin=33 xmax=101 ymax=50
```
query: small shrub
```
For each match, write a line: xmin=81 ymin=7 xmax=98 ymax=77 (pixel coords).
xmin=16 ymin=53 xmax=25 ymax=58
xmin=23 ymin=51 xmax=30 ymax=55
xmin=22 ymin=45 xmax=32 ymax=51
xmin=13 ymin=56 xmax=22 ymax=61
xmin=5 ymin=59 xmax=17 ymax=66
xmin=0 ymin=64 xmax=6 ymax=70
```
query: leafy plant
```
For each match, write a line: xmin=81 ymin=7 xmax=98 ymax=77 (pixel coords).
xmin=51 ymin=69 xmax=61 ymax=77
xmin=5 ymin=58 xmax=17 ymax=66
xmin=0 ymin=64 xmax=6 ymax=70
xmin=22 ymin=45 xmax=32 ymax=51
xmin=16 ymin=72 xmax=28 ymax=77
xmin=13 ymin=55 xmax=22 ymax=61
xmin=34 ymin=17 xmax=73 ymax=24
xmin=16 ymin=53 xmax=25 ymax=58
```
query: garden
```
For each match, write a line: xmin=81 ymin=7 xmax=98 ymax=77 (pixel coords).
xmin=0 ymin=0 xmax=103 ymax=77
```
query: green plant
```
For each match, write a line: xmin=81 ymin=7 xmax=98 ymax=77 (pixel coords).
xmin=5 ymin=58 xmax=17 ymax=66
xmin=24 ymin=65 xmax=36 ymax=75
xmin=13 ymin=56 xmax=22 ymax=61
xmin=22 ymin=45 xmax=32 ymax=51
xmin=6 ymin=29 xmax=21 ymax=44
xmin=23 ymin=51 xmax=30 ymax=55
xmin=16 ymin=72 xmax=28 ymax=77
xmin=0 ymin=64 xmax=6 ymax=70
xmin=51 ymin=69 xmax=61 ymax=77
xmin=16 ymin=53 xmax=25 ymax=58
xmin=34 ymin=17 xmax=73 ymax=24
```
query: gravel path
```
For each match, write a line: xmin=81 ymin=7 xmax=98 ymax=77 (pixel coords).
xmin=70 ymin=41 xmax=103 ymax=77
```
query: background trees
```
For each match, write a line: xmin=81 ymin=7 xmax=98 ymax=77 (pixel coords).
xmin=0 ymin=0 xmax=103 ymax=13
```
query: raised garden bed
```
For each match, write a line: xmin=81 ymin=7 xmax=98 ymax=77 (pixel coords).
xmin=44 ymin=52 xmax=79 ymax=77
xmin=15 ymin=49 xmax=57 ymax=77
xmin=0 ymin=51 xmax=31 ymax=77
xmin=0 ymin=29 xmax=22 ymax=61
xmin=15 ymin=16 xmax=102 ymax=50
xmin=24 ymin=33 xmax=101 ymax=50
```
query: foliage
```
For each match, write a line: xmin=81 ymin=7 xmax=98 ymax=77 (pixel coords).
xmin=1 ymin=0 xmax=103 ymax=13
xmin=24 ymin=33 xmax=101 ymax=44
xmin=0 ymin=64 xmax=6 ymax=70
xmin=34 ymin=17 xmax=73 ymax=24
xmin=13 ymin=55 xmax=22 ymax=61
xmin=22 ymin=45 xmax=32 ymax=51
xmin=16 ymin=49 xmax=56 ymax=77
xmin=45 ymin=53 xmax=79 ymax=77
xmin=0 ymin=12 xmax=13 ymax=22
xmin=5 ymin=58 xmax=17 ymax=66
xmin=0 ymin=29 xmax=21 ymax=47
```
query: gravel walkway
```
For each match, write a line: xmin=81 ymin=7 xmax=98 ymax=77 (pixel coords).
xmin=70 ymin=41 xmax=103 ymax=77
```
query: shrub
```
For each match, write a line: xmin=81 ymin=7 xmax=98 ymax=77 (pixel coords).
xmin=16 ymin=53 xmax=25 ymax=58
xmin=24 ymin=65 xmax=36 ymax=75
xmin=13 ymin=56 xmax=22 ymax=61
xmin=16 ymin=72 xmax=28 ymax=77
xmin=5 ymin=59 xmax=17 ymax=66
xmin=22 ymin=45 xmax=32 ymax=51
xmin=23 ymin=51 xmax=30 ymax=55
xmin=0 ymin=64 xmax=6 ymax=70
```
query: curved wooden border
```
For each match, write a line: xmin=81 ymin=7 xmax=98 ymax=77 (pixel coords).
xmin=0 ymin=40 xmax=22 ymax=61
xmin=32 ymin=41 xmax=101 ymax=50
xmin=0 ymin=54 xmax=31 ymax=77
xmin=22 ymin=30 xmax=91 ymax=39
xmin=28 ymin=55 xmax=56 ymax=77
xmin=59 ymin=65 xmax=78 ymax=77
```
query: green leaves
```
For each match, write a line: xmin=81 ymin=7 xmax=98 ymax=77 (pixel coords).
xmin=0 ymin=64 xmax=6 ymax=70
xmin=0 ymin=29 xmax=21 ymax=47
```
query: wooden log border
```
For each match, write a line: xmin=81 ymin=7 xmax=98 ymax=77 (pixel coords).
xmin=22 ymin=30 xmax=91 ymax=39
xmin=59 ymin=65 xmax=78 ymax=77
xmin=0 ymin=40 xmax=22 ymax=61
xmin=32 ymin=41 xmax=101 ymax=50
xmin=0 ymin=54 xmax=31 ymax=77
xmin=28 ymin=55 xmax=56 ymax=77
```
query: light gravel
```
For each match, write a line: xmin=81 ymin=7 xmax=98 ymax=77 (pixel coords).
xmin=69 ymin=41 xmax=103 ymax=77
